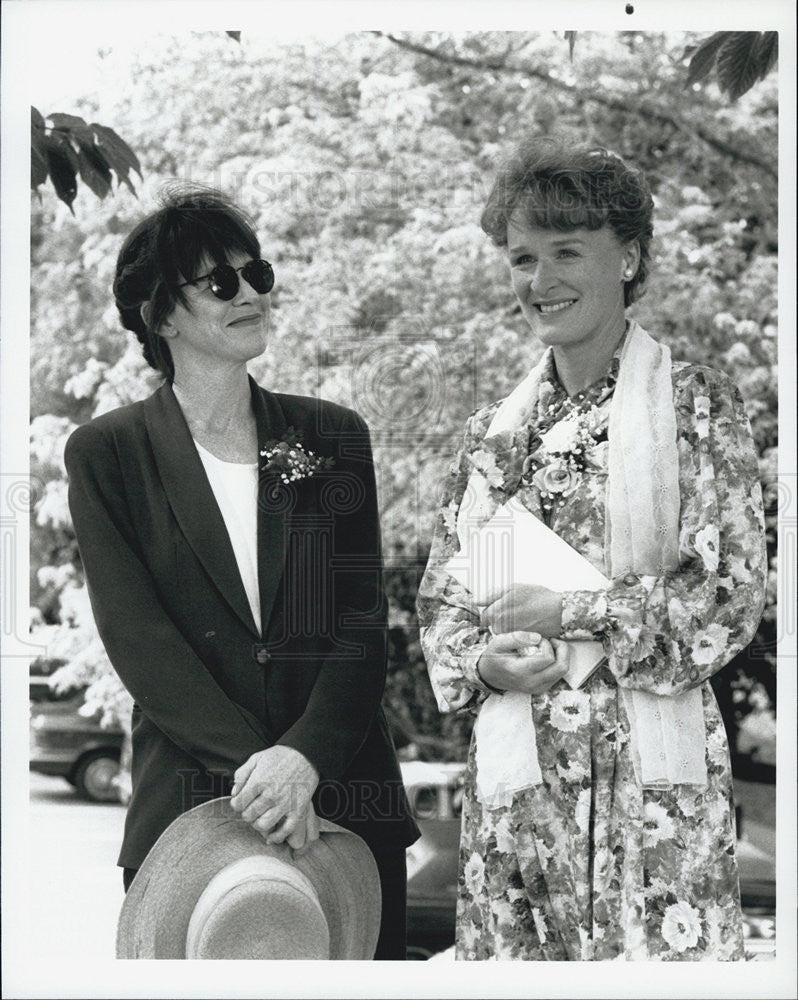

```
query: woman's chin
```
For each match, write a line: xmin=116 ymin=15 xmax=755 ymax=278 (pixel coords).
xmin=529 ymin=324 xmax=579 ymax=348
xmin=241 ymin=331 xmax=268 ymax=361
xmin=524 ymin=309 xmax=577 ymax=343
xmin=243 ymin=345 xmax=267 ymax=365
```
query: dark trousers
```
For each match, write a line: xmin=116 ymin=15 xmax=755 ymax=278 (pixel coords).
xmin=123 ymin=843 xmax=407 ymax=960
xmin=370 ymin=845 xmax=408 ymax=961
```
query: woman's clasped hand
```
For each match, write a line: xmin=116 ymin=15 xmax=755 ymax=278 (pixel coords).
xmin=480 ymin=583 xmax=564 ymax=637
xmin=231 ymin=744 xmax=321 ymax=852
xmin=476 ymin=630 xmax=570 ymax=695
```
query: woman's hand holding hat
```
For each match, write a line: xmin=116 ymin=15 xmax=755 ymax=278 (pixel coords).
xmin=292 ymin=802 xmax=321 ymax=856
xmin=481 ymin=583 xmax=564 ymax=638
xmin=476 ymin=630 xmax=569 ymax=695
xmin=230 ymin=745 xmax=320 ymax=851
xmin=116 ymin=798 xmax=381 ymax=959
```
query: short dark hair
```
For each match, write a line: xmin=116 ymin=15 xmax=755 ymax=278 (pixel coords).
xmin=480 ymin=139 xmax=654 ymax=306
xmin=113 ymin=185 xmax=261 ymax=380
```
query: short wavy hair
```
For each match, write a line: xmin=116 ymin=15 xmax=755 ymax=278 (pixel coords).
xmin=480 ymin=139 xmax=654 ymax=306
xmin=113 ymin=185 xmax=261 ymax=381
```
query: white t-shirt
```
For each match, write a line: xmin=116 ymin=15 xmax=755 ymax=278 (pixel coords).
xmin=194 ymin=440 xmax=261 ymax=635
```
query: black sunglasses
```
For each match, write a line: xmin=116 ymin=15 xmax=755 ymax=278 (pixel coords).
xmin=179 ymin=258 xmax=275 ymax=301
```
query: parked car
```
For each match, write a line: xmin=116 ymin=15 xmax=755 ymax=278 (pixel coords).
xmin=29 ymin=677 xmax=124 ymax=802
xmin=399 ymin=760 xmax=776 ymax=960
xmin=401 ymin=761 xmax=464 ymax=959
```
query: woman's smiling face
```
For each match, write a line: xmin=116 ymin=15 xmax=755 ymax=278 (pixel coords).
xmin=161 ymin=251 xmax=270 ymax=369
xmin=507 ymin=212 xmax=637 ymax=354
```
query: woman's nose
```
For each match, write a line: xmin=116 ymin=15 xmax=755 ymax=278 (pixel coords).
xmin=232 ymin=276 xmax=260 ymax=305
xmin=529 ymin=259 xmax=557 ymax=294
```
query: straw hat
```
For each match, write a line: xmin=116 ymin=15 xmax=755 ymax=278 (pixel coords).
xmin=116 ymin=798 xmax=381 ymax=959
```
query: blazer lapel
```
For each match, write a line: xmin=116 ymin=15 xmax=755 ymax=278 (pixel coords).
xmin=248 ymin=377 xmax=291 ymax=636
xmin=144 ymin=382 xmax=259 ymax=636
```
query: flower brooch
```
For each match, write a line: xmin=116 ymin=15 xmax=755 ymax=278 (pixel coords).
xmin=522 ymin=403 xmax=609 ymax=510
xmin=259 ymin=427 xmax=334 ymax=484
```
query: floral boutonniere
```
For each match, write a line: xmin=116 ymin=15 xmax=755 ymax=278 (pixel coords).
xmin=522 ymin=403 xmax=609 ymax=511
xmin=259 ymin=427 xmax=334 ymax=484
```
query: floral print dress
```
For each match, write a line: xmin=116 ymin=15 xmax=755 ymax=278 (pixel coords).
xmin=416 ymin=348 xmax=767 ymax=961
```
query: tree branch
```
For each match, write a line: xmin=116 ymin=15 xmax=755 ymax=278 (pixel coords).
xmin=373 ymin=32 xmax=777 ymax=181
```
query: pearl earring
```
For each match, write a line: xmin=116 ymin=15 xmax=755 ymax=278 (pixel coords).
xmin=623 ymin=268 xmax=634 ymax=280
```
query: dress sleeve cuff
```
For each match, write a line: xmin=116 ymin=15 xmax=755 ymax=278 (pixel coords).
xmin=561 ymin=589 xmax=611 ymax=638
xmin=458 ymin=630 xmax=497 ymax=696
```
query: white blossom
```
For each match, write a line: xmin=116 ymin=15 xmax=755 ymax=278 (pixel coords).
xmin=661 ymin=900 xmax=702 ymax=953
xmin=690 ymin=623 xmax=730 ymax=665
xmin=642 ymin=801 xmax=676 ymax=847
xmin=694 ymin=523 xmax=720 ymax=572
xmin=549 ymin=690 xmax=590 ymax=733
xmin=463 ymin=852 xmax=485 ymax=896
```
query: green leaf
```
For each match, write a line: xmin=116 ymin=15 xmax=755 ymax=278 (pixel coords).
xmin=755 ymin=32 xmax=778 ymax=81
xmin=46 ymin=131 xmax=79 ymax=170
xmin=67 ymin=123 xmax=97 ymax=147
xmin=48 ymin=112 xmax=89 ymax=131
xmin=89 ymin=123 xmax=141 ymax=195
xmin=684 ymin=31 xmax=727 ymax=87
xmin=31 ymin=107 xmax=49 ymax=187
xmin=90 ymin=123 xmax=142 ymax=177
xmin=31 ymin=121 xmax=49 ymax=159
xmin=75 ymin=140 xmax=113 ymax=199
xmin=717 ymin=32 xmax=766 ymax=101
xmin=31 ymin=144 xmax=48 ymax=189
xmin=44 ymin=145 xmax=77 ymax=212
xmin=565 ymin=31 xmax=577 ymax=61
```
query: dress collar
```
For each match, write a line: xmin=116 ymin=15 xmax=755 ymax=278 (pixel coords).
xmin=536 ymin=326 xmax=627 ymax=425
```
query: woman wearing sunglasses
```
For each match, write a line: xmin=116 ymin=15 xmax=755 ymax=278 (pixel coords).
xmin=64 ymin=187 xmax=419 ymax=958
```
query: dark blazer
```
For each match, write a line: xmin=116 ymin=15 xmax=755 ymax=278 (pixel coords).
xmin=64 ymin=377 xmax=419 ymax=868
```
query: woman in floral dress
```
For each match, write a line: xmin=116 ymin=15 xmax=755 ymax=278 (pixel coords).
xmin=416 ymin=142 xmax=767 ymax=960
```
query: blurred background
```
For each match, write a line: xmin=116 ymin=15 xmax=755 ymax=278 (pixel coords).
xmin=26 ymin=28 xmax=778 ymax=960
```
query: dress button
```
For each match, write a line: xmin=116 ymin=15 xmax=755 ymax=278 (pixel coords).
xmin=689 ymin=668 xmax=699 ymax=681
xmin=253 ymin=645 xmax=271 ymax=665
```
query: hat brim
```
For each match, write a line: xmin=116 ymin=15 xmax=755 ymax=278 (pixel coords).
xmin=117 ymin=798 xmax=381 ymax=960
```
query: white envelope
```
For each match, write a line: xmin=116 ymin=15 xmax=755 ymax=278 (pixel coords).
xmin=445 ymin=495 xmax=610 ymax=688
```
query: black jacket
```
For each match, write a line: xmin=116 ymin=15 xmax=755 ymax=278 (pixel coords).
xmin=64 ymin=377 xmax=419 ymax=867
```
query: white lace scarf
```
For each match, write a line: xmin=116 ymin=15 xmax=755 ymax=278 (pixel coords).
xmin=461 ymin=320 xmax=707 ymax=809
